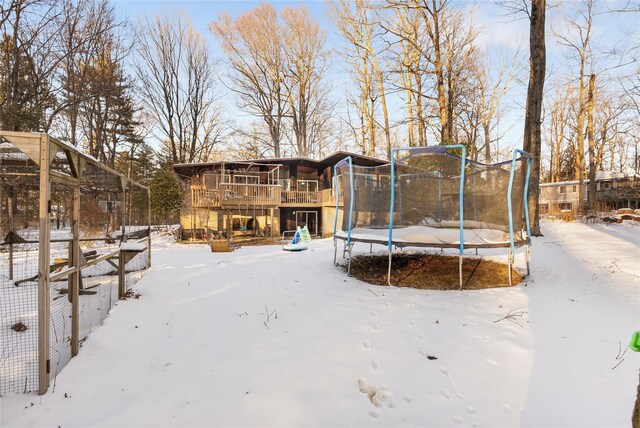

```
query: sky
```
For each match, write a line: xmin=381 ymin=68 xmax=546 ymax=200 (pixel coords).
xmin=112 ymin=0 xmax=639 ymax=161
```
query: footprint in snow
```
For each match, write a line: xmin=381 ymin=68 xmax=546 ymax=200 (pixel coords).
xmin=403 ymin=395 xmax=413 ymax=403
xmin=372 ymin=323 xmax=381 ymax=331
xmin=371 ymin=360 xmax=380 ymax=370
xmin=440 ymin=389 xmax=451 ymax=400
xmin=358 ymin=378 xmax=395 ymax=409
xmin=485 ymin=358 xmax=499 ymax=367
xmin=453 ymin=416 xmax=465 ymax=424
xmin=467 ymin=406 xmax=477 ymax=414
xmin=185 ymin=264 xmax=206 ymax=269
xmin=363 ymin=340 xmax=372 ymax=350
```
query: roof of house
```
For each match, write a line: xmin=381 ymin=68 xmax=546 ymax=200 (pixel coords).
xmin=540 ymin=171 xmax=639 ymax=187
xmin=173 ymin=150 xmax=388 ymax=177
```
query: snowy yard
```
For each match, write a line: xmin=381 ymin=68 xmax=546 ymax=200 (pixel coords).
xmin=1 ymin=220 xmax=639 ymax=427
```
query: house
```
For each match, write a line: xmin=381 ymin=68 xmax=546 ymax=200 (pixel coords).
xmin=173 ymin=151 xmax=388 ymax=241
xmin=539 ymin=171 xmax=640 ymax=215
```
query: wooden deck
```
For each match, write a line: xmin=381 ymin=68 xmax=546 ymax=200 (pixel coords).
xmin=192 ymin=186 xmax=342 ymax=208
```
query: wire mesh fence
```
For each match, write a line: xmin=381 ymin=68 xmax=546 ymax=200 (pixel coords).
xmin=337 ymin=147 xmax=530 ymax=239
xmin=1 ymin=132 xmax=151 ymax=396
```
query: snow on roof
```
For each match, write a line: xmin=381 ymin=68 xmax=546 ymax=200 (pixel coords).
xmin=595 ymin=171 xmax=626 ymax=180
xmin=120 ymin=242 xmax=147 ymax=252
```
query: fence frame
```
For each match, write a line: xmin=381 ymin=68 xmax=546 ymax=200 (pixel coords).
xmin=0 ymin=131 xmax=151 ymax=395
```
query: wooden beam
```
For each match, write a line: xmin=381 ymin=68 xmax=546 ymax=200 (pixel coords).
xmin=50 ymin=170 xmax=78 ymax=186
xmin=0 ymin=132 xmax=41 ymax=165
xmin=147 ymin=187 xmax=151 ymax=268
xmin=37 ymin=133 xmax=51 ymax=395
xmin=121 ymin=177 xmax=127 ymax=243
xmin=118 ymin=250 xmax=126 ymax=299
xmin=7 ymin=191 xmax=13 ymax=280
xmin=49 ymin=141 xmax=59 ymax=166
xmin=70 ymin=185 xmax=80 ymax=357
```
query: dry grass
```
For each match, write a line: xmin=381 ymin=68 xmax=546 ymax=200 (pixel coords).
xmin=345 ymin=253 xmax=522 ymax=290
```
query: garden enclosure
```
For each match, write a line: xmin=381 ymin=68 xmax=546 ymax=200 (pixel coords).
xmin=0 ymin=131 xmax=151 ymax=395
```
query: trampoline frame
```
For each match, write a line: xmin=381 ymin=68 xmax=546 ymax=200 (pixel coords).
xmin=333 ymin=145 xmax=533 ymax=289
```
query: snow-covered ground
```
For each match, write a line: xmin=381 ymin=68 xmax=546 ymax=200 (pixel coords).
xmin=1 ymin=220 xmax=638 ymax=427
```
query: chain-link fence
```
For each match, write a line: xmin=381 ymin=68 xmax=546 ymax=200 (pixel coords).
xmin=1 ymin=132 xmax=151 ymax=396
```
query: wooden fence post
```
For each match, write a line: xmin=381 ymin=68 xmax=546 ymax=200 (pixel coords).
xmin=147 ymin=187 xmax=151 ymax=268
xmin=70 ymin=183 xmax=80 ymax=357
xmin=38 ymin=133 xmax=51 ymax=395
xmin=118 ymin=249 xmax=126 ymax=299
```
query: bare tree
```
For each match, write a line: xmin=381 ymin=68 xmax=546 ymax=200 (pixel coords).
xmin=211 ymin=4 xmax=286 ymax=158
xmin=280 ymin=6 xmax=332 ymax=157
xmin=0 ymin=0 xmax=59 ymax=131
xmin=328 ymin=0 xmax=390 ymax=157
xmin=472 ymin=49 xmax=520 ymax=163
xmin=382 ymin=4 xmax=429 ymax=146
xmin=554 ymin=0 xmax=594 ymax=214
xmin=586 ymin=73 xmax=596 ymax=207
xmin=523 ymin=0 xmax=546 ymax=236
xmin=414 ymin=0 xmax=450 ymax=144
xmin=136 ymin=14 xmax=222 ymax=163
xmin=544 ymin=83 xmax=571 ymax=182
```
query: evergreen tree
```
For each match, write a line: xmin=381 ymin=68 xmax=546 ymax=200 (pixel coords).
xmin=149 ymin=162 xmax=183 ymax=227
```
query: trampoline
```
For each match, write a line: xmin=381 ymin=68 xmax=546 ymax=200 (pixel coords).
xmin=333 ymin=145 xmax=533 ymax=288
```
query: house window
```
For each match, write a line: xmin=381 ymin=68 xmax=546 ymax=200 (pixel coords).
xmin=572 ymin=185 xmax=577 ymax=193
xmin=559 ymin=186 xmax=566 ymax=194
xmin=540 ymin=204 xmax=550 ymax=215
xmin=559 ymin=202 xmax=572 ymax=211
xmin=233 ymin=175 xmax=259 ymax=184
xmin=298 ymin=180 xmax=318 ymax=192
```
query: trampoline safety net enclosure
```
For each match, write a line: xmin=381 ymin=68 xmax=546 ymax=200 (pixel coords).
xmin=333 ymin=145 xmax=532 ymax=287
xmin=0 ymin=131 xmax=151 ymax=396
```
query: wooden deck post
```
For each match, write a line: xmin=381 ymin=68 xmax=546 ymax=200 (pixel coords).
xmin=147 ymin=187 xmax=151 ymax=268
xmin=118 ymin=249 xmax=126 ymax=299
xmin=7 ymin=191 xmax=13 ymax=280
xmin=270 ymin=208 xmax=274 ymax=237
xmin=121 ymin=177 xmax=127 ymax=243
xmin=38 ymin=133 xmax=51 ymax=395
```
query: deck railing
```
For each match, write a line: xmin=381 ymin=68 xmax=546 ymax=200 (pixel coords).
xmin=281 ymin=190 xmax=319 ymax=205
xmin=219 ymin=183 xmax=282 ymax=205
xmin=192 ymin=185 xmax=344 ymax=207
xmin=192 ymin=187 xmax=219 ymax=207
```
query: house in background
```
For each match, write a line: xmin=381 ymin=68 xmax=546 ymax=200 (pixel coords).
xmin=539 ymin=171 xmax=640 ymax=215
xmin=173 ymin=151 xmax=387 ymax=241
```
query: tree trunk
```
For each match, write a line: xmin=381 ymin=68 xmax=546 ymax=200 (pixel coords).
xmin=403 ymin=56 xmax=415 ymax=147
xmin=587 ymin=73 xmax=596 ymax=210
xmin=633 ymin=370 xmax=640 ymax=428
xmin=371 ymin=58 xmax=391 ymax=160
xmin=483 ymin=122 xmax=491 ymax=164
xmin=523 ymin=0 xmax=546 ymax=236
xmin=415 ymin=72 xmax=426 ymax=146
xmin=575 ymin=68 xmax=586 ymax=213
xmin=368 ymin=97 xmax=376 ymax=156
xmin=431 ymin=1 xmax=448 ymax=144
